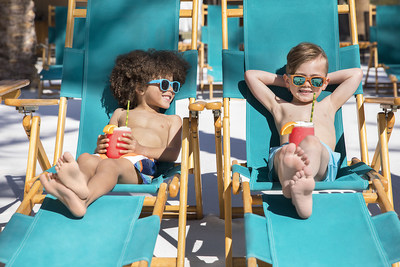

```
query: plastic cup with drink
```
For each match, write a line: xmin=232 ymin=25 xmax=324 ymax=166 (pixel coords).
xmin=103 ymin=125 xmax=131 ymax=158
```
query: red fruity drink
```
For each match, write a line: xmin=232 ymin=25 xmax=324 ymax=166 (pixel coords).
xmin=289 ymin=122 xmax=314 ymax=146
xmin=106 ymin=126 xmax=131 ymax=158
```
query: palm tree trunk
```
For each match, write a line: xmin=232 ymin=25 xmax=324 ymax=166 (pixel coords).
xmin=0 ymin=0 xmax=38 ymax=87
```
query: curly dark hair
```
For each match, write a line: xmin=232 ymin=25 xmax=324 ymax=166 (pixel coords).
xmin=109 ymin=49 xmax=190 ymax=108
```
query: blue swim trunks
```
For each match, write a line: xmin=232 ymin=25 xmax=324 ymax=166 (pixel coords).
xmin=96 ymin=153 xmax=157 ymax=184
xmin=267 ymin=142 xmax=341 ymax=182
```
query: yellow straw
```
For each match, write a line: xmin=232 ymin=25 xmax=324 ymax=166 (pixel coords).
xmin=310 ymin=93 xmax=316 ymax=122
xmin=125 ymin=100 xmax=130 ymax=126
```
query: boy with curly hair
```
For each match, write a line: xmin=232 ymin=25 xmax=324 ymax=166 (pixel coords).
xmin=40 ymin=49 xmax=189 ymax=217
xmin=245 ymin=42 xmax=362 ymax=219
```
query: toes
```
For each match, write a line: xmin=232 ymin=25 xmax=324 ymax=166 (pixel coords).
xmin=285 ymin=143 xmax=296 ymax=154
xmin=63 ymin=152 xmax=75 ymax=163
xmin=56 ymin=159 xmax=63 ymax=169
xmin=295 ymin=146 xmax=304 ymax=155
xmin=303 ymin=165 xmax=313 ymax=177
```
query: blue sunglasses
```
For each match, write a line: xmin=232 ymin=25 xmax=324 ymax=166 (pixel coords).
xmin=148 ymin=79 xmax=180 ymax=93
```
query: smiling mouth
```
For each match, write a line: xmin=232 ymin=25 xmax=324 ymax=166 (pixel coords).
xmin=162 ymin=95 xmax=172 ymax=101
xmin=298 ymin=89 xmax=313 ymax=94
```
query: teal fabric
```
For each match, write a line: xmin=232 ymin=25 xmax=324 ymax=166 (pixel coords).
xmin=2 ymin=195 xmax=158 ymax=266
xmin=221 ymin=50 xmax=246 ymax=99
xmin=0 ymin=214 xmax=33 ymax=264
xmin=244 ymin=213 xmax=271 ymax=264
xmin=372 ymin=211 xmax=400 ymax=264
xmin=244 ymin=0 xmax=339 ymax=73
xmin=60 ymin=48 xmax=85 ymax=98
xmin=386 ymin=64 xmax=400 ymax=80
xmin=39 ymin=6 xmax=67 ymax=81
xmin=376 ymin=5 xmax=400 ymax=65
xmin=248 ymin=193 xmax=393 ymax=266
xmin=122 ymin=215 xmax=160 ymax=265
xmin=41 ymin=12 xmax=86 ymax=83
xmin=54 ymin=6 xmax=68 ymax=65
xmin=205 ymin=5 xmax=243 ymax=82
xmin=370 ymin=26 xmax=377 ymax=43
xmin=340 ymin=45 xmax=363 ymax=95
xmin=47 ymin=26 xmax=55 ymax=44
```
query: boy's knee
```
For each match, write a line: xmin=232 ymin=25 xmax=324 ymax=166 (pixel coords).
xmin=77 ymin=153 xmax=92 ymax=163
xmin=299 ymin=135 xmax=322 ymax=150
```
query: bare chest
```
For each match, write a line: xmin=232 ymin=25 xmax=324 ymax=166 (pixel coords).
xmin=120 ymin=112 xmax=170 ymax=147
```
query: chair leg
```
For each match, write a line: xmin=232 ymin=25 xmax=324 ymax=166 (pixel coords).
xmin=23 ymin=115 xmax=40 ymax=197
xmin=377 ymin=112 xmax=394 ymax=206
xmin=373 ymin=47 xmax=379 ymax=94
xmin=213 ymin=111 xmax=224 ymax=219
xmin=208 ymin=76 xmax=214 ymax=99
xmin=177 ymin=118 xmax=190 ymax=267
xmin=190 ymin=115 xmax=204 ymax=219
xmin=371 ymin=111 xmax=394 ymax=171
xmin=364 ymin=46 xmax=373 ymax=86
xmin=223 ymin=112 xmax=233 ymax=267
xmin=22 ymin=115 xmax=52 ymax=192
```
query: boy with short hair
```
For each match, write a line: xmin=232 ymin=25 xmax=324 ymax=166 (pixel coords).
xmin=245 ymin=42 xmax=363 ymax=218
xmin=40 ymin=49 xmax=189 ymax=217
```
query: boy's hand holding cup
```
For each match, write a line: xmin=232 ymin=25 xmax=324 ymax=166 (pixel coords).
xmin=103 ymin=125 xmax=132 ymax=158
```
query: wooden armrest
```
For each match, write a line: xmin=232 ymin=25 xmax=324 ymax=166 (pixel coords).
xmin=188 ymin=101 xmax=206 ymax=111
xmin=168 ymin=174 xmax=180 ymax=198
xmin=5 ymin=98 xmax=60 ymax=107
xmin=232 ymin=160 xmax=241 ymax=195
xmin=351 ymin=157 xmax=388 ymax=191
xmin=205 ymin=101 xmax=222 ymax=110
xmin=0 ymin=80 xmax=29 ymax=96
xmin=364 ymin=97 xmax=400 ymax=106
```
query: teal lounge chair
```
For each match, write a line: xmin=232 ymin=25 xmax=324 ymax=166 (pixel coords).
xmin=219 ymin=0 xmax=400 ymax=266
xmin=38 ymin=6 xmax=85 ymax=98
xmin=38 ymin=6 xmax=67 ymax=98
xmin=1 ymin=0 xmax=201 ymax=266
xmin=365 ymin=5 xmax=400 ymax=97
xmin=199 ymin=4 xmax=243 ymax=99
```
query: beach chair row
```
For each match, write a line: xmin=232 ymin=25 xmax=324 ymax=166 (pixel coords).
xmin=1 ymin=0 xmax=400 ymax=266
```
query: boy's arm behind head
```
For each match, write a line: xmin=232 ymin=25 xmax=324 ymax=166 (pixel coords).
xmin=245 ymin=70 xmax=286 ymax=113
xmin=327 ymin=68 xmax=363 ymax=111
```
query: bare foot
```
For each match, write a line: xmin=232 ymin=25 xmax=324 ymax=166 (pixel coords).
xmin=55 ymin=152 xmax=89 ymax=199
xmin=40 ymin=173 xmax=87 ymax=217
xmin=276 ymin=144 xmax=309 ymax=198
xmin=289 ymin=166 xmax=315 ymax=219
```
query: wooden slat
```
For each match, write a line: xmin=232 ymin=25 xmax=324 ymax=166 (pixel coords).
xmin=73 ymin=8 xmax=86 ymax=18
xmin=180 ymin=9 xmax=192 ymax=18
xmin=0 ymin=80 xmax=29 ymax=97
xmin=4 ymin=98 xmax=59 ymax=107
xmin=338 ymin=4 xmax=349 ymax=14
xmin=364 ymin=97 xmax=400 ymax=106
xmin=227 ymin=8 xmax=243 ymax=18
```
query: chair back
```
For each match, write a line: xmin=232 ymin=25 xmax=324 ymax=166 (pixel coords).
xmin=376 ymin=5 xmax=400 ymax=65
xmin=223 ymin=0 xmax=362 ymax=174
xmin=65 ymin=0 xmax=197 ymax=156
xmin=203 ymin=5 xmax=243 ymax=82
xmin=54 ymin=6 xmax=68 ymax=65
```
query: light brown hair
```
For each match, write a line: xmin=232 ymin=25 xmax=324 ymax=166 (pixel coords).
xmin=286 ymin=42 xmax=328 ymax=75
